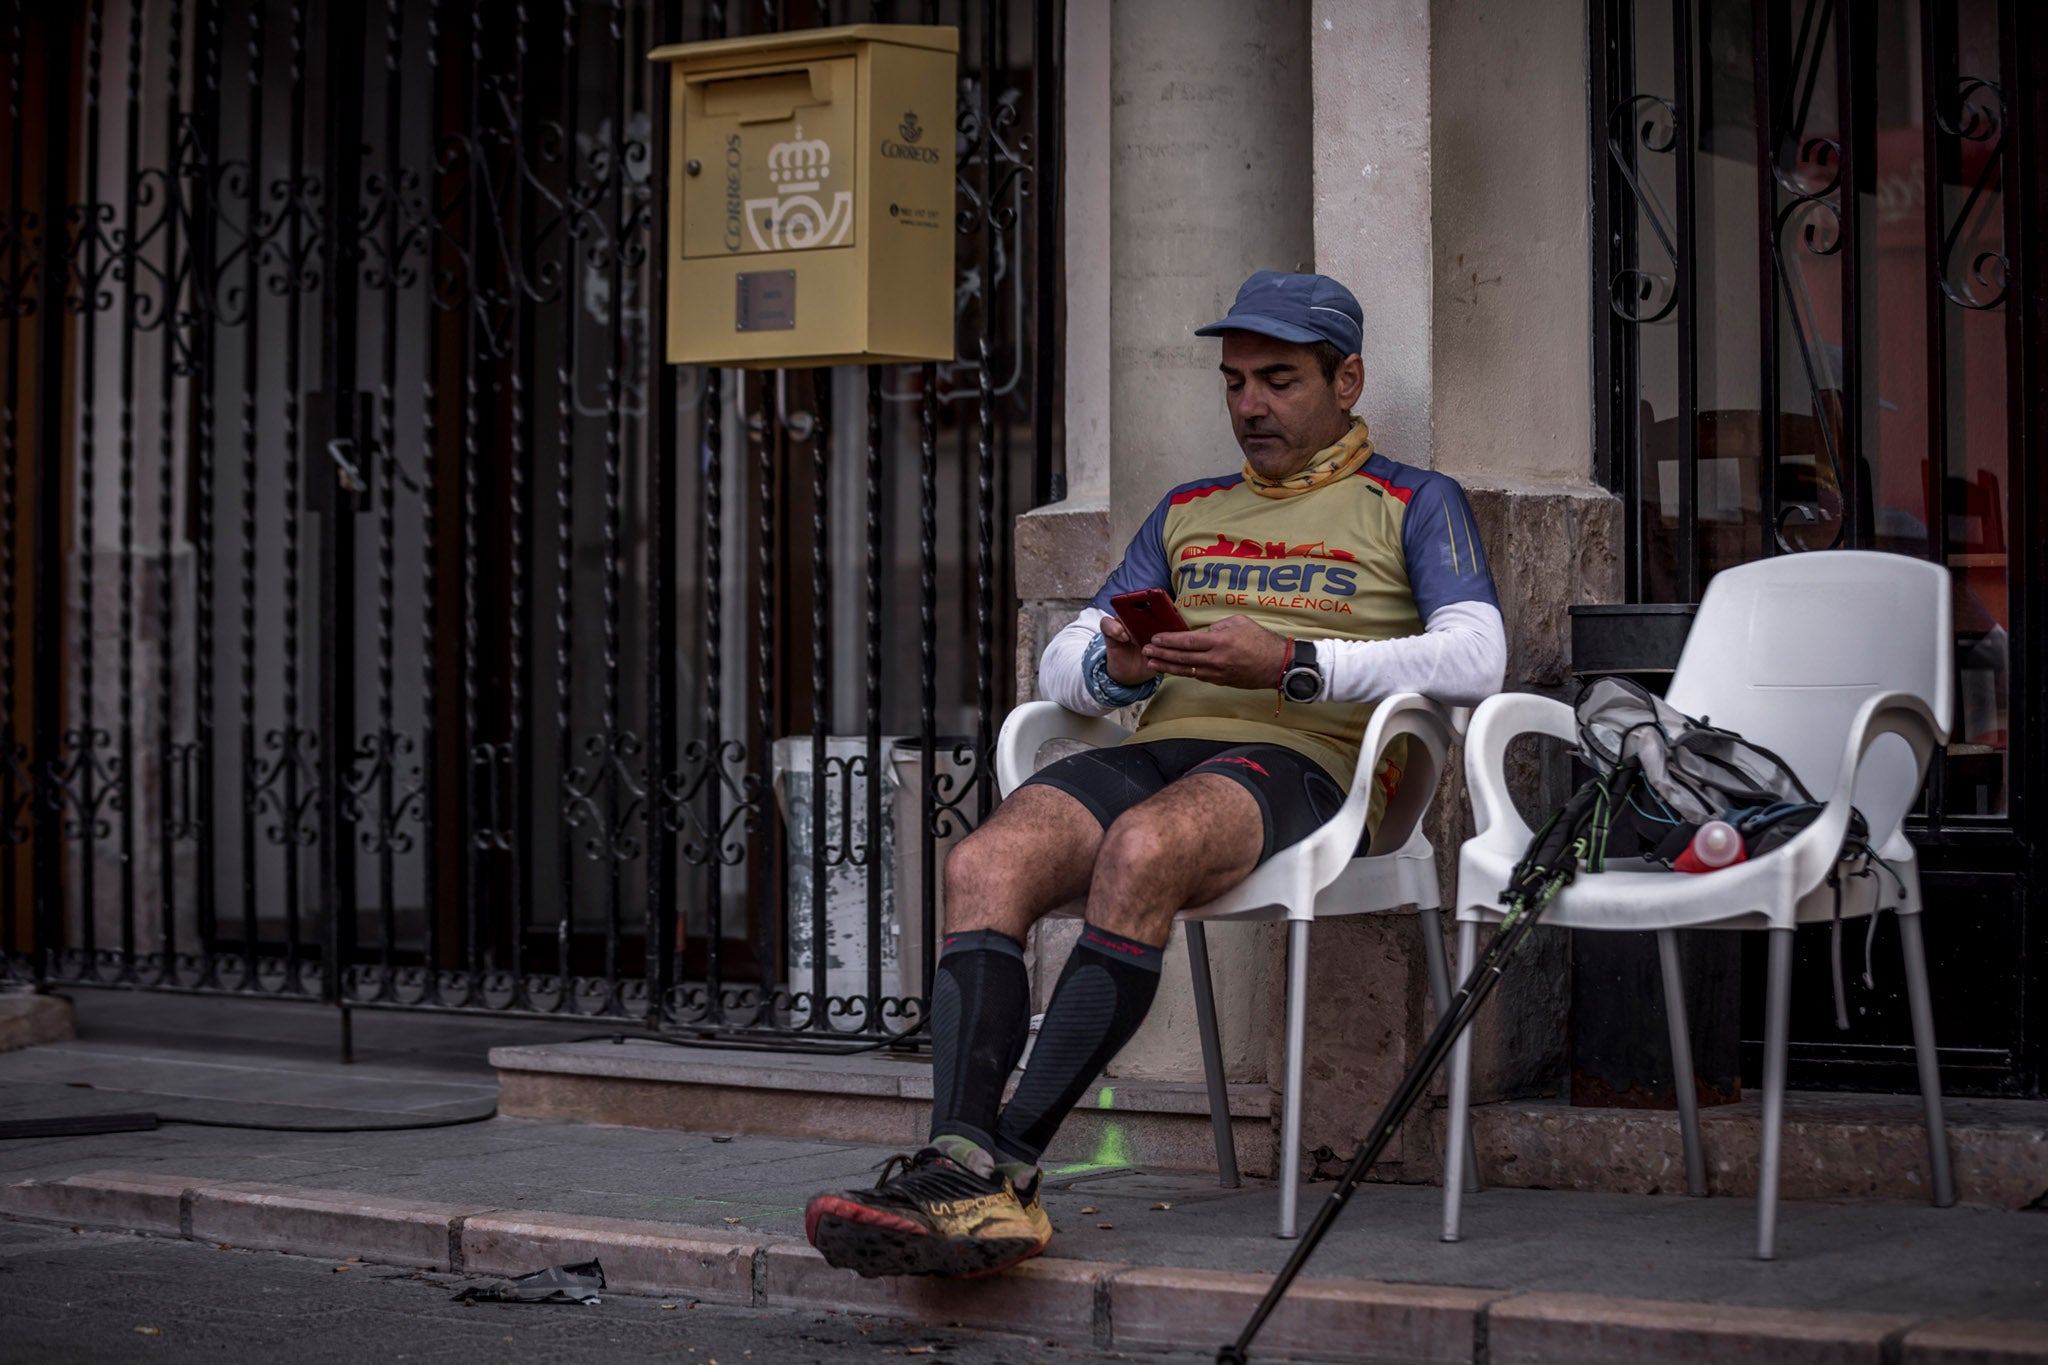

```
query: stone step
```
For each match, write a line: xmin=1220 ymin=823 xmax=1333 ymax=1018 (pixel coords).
xmin=490 ymin=1039 xmax=1276 ymax=1177
xmin=0 ymin=992 xmax=74 ymax=1053
xmin=1467 ymin=1091 xmax=2048 ymax=1211
xmin=493 ymin=1040 xmax=2048 ymax=1209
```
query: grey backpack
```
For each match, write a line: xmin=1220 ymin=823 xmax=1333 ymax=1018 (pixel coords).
xmin=1572 ymin=676 xmax=1889 ymax=1028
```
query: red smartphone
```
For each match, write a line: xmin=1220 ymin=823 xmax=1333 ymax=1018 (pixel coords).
xmin=1109 ymin=588 xmax=1192 ymax=651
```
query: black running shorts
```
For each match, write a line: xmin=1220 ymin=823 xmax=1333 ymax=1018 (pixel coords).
xmin=1018 ymin=738 xmax=1346 ymax=863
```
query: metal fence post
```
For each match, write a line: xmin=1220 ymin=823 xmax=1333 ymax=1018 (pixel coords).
xmin=319 ymin=0 xmax=368 ymax=1019
xmin=30 ymin=3 xmax=75 ymax=989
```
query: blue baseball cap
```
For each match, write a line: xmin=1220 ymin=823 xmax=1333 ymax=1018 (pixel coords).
xmin=1194 ymin=270 xmax=1364 ymax=353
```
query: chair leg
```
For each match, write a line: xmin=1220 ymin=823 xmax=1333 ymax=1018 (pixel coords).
xmin=1655 ymin=929 xmax=1707 ymax=1198
xmin=1898 ymin=911 xmax=1955 ymax=1208
xmin=1183 ymin=921 xmax=1240 ymax=1190
xmin=1421 ymin=908 xmax=1481 ymax=1195
xmin=1758 ymin=928 xmax=1793 ymax=1260
xmin=1278 ymin=918 xmax=1310 ymax=1239
xmin=1441 ymin=919 xmax=1480 ymax=1243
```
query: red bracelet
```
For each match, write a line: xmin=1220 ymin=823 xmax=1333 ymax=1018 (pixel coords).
xmin=1274 ymin=637 xmax=1293 ymax=717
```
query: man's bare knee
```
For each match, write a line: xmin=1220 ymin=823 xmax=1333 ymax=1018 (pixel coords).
xmin=940 ymin=785 xmax=1101 ymax=936
xmin=943 ymin=815 xmax=1047 ymax=909
xmin=1086 ymin=778 xmax=1264 ymax=943
xmin=1096 ymin=812 xmax=1172 ymax=882
xmin=942 ymin=832 xmax=1012 ymax=932
xmin=1086 ymin=812 xmax=1187 ymax=943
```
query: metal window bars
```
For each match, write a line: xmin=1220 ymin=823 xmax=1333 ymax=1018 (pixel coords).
xmin=0 ymin=0 xmax=1065 ymax=1051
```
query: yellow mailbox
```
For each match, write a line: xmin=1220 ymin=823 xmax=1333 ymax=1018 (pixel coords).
xmin=650 ymin=24 xmax=958 ymax=368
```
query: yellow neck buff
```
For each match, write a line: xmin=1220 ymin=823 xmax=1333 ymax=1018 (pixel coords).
xmin=1242 ymin=417 xmax=1374 ymax=499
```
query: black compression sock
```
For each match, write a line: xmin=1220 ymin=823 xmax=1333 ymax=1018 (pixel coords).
xmin=927 ymin=928 xmax=1031 ymax=1153
xmin=993 ymin=923 xmax=1164 ymax=1166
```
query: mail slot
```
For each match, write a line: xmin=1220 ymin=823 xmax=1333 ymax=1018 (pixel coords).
xmin=650 ymin=24 xmax=958 ymax=367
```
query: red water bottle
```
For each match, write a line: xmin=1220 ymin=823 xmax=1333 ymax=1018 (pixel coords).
xmin=1674 ymin=819 xmax=1745 ymax=874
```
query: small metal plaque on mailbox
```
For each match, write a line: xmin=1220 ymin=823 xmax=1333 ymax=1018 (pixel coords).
xmin=735 ymin=269 xmax=797 ymax=332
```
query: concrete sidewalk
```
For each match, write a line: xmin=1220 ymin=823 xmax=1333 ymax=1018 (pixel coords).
xmin=1 ymin=988 xmax=2043 ymax=1363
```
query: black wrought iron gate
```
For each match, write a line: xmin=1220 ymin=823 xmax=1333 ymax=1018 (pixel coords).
xmin=0 ymin=0 xmax=1063 ymax=1049
xmin=1588 ymin=0 xmax=2045 ymax=1096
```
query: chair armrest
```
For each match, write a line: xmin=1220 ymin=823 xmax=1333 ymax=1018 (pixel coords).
xmin=1778 ymin=691 xmax=1946 ymax=884
xmin=1292 ymin=692 xmax=1457 ymax=875
xmin=994 ymin=701 xmax=1132 ymax=797
xmin=1463 ymin=691 xmax=1579 ymax=849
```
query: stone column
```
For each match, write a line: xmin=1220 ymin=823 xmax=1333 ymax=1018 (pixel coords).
xmin=1013 ymin=0 xmax=1315 ymax=1095
xmin=1310 ymin=0 xmax=1436 ymax=464
xmin=1013 ymin=0 xmax=1114 ymax=690
xmin=1290 ymin=0 xmax=1622 ymax=1184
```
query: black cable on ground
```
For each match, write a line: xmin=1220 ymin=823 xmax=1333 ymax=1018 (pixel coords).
xmin=0 ymin=1107 xmax=501 ymax=1140
xmin=158 ymin=1107 xmax=500 ymax=1133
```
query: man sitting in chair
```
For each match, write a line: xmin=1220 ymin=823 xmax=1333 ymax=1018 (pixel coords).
xmin=805 ymin=270 xmax=1507 ymax=1278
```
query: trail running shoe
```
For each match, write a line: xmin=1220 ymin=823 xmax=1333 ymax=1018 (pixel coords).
xmin=805 ymin=1142 xmax=1052 ymax=1279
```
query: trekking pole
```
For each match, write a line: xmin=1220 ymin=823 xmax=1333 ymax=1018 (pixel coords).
xmin=1215 ymin=881 xmax=1561 ymax=1365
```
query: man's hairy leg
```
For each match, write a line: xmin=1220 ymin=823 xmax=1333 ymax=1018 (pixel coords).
xmin=943 ymin=783 xmax=1103 ymax=942
xmin=925 ymin=783 xmax=1103 ymax=1162
xmin=993 ymin=772 xmax=1264 ymax=1165
xmin=1084 ymin=772 xmax=1264 ymax=945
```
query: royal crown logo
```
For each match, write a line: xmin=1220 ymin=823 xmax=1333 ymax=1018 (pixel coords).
xmin=766 ymin=124 xmax=832 ymax=192
xmin=746 ymin=123 xmax=853 ymax=251
xmin=898 ymin=111 xmax=923 ymax=144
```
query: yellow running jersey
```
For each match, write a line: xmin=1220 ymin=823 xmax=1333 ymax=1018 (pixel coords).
xmin=1089 ymin=451 xmax=1498 ymax=787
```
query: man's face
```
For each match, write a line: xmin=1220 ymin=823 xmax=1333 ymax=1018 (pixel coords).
xmin=1218 ymin=331 xmax=1362 ymax=481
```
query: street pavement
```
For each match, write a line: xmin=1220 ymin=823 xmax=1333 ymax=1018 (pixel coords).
xmin=0 ymin=1215 xmax=1196 ymax=1364
xmin=0 ymin=986 xmax=2044 ymax=1362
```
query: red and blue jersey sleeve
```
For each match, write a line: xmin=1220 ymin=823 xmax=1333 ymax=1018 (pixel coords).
xmin=1398 ymin=472 xmax=1499 ymax=619
xmin=1085 ymin=474 xmax=1239 ymax=613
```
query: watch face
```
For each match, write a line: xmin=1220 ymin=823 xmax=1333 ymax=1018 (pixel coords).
xmin=1283 ymin=669 xmax=1320 ymax=703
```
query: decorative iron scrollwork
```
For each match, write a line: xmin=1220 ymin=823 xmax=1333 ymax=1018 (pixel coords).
xmin=562 ymin=728 xmax=648 ymax=864
xmin=926 ymin=742 xmax=981 ymax=842
xmin=821 ymin=753 xmax=867 ymax=867
xmin=1604 ymin=93 xmax=1681 ymax=324
xmin=166 ymin=739 xmax=204 ymax=842
xmin=954 ymin=83 xmax=1029 ymax=236
xmin=468 ymin=740 xmax=514 ymax=852
xmin=660 ymin=980 xmax=924 ymax=1041
xmin=660 ymin=738 xmax=756 ymax=867
xmin=44 ymin=727 xmax=123 ymax=841
xmin=2 ymin=730 xmax=36 ymax=845
xmin=64 ymin=202 xmax=119 ymax=318
xmin=1768 ymin=131 xmax=1850 ymax=553
xmin=248 ymin=727 xmax=321 ymax=848
xmin=1933 ymin=76 xmax=2008 ymax=312
xmin=355 ymin=165 xmax=427 ymax=294
xmin=341 ymin=729 xmax=426 ymax=854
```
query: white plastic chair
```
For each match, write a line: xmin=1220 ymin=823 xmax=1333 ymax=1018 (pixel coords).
xmin=996 ymin=691 xmax=1465 ymax=1238
xmin=1442 ymin=550 xmax=1955 ymax=1259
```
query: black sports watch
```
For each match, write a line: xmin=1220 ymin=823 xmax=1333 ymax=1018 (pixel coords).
xmin=1280 ymin=638 xmax=1323 ymax=704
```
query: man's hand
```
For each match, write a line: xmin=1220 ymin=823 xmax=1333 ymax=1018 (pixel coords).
xmin=1099 ymin=614 xmax=1156 ymax=686
xmin=1143 ymin=615 xmax=1290 ymax=691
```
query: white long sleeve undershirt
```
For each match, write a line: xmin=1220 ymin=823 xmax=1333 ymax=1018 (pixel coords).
xmin=1038 ymin=600 xmax=1507 ymax=716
